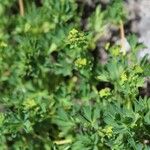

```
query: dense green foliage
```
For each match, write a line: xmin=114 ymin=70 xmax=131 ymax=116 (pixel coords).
xmin=0 ymin=0 xmax=150 ymax=149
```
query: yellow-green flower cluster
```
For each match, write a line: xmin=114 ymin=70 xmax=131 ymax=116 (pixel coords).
xmin=99 ymin=88 xmax=111 ymax=98
xmin=120 ymin=71 xmax=127 ymax=84
xmin=102 ymin=126 xmax=113 ymax=138
xmin=67 ymin=28 xmax=87 ymax=48
xmin=111 ymin=46 xmax=120 ymax=57
xmin=68 ymin=28 xmax=78 ymax=41
xmin=75 ymin=58 xmax=87 ymax=68
xmin=23 ymin=99 xmax=37 ymax=109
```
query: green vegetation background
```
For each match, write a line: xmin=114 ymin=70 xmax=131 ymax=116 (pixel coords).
xmin=0 ymin=0 xmax=150 ymax=149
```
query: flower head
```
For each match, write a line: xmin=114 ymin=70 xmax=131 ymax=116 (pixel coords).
xmin=102 ymin=126 xmax=113 ymax=138
xmin=67 ymin=28 xmax=88 ymax=49
xmin=75 ymin=58 xmax=87 ymax=68
xmin=99 ymin=88 xmax=111 ymax=98
xmin=23 ymin=99 xmax=37 ymax=109
xmin=120 ymin=71 xmax=127 ymax=84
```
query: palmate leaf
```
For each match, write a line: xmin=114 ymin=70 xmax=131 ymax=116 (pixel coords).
xmin=72 ymin=133 xmax=100 ymax=150
xmin=106 ymin=0 xmax=126 ymax=24
xmin=87 ymin=5 xmax=106 ymax=43
xmin=97 ymin=60 xmax=125 ymax=83
xmin=77 ymin=105 xmax=101 ymax=130
xmin=53 ymin=109 xmax=75 ymax=130
xmin=127 ymin=34 xmax=146 ymax=52
xmin=97 ymin=70 xmax=109 ymax=82
xmin=72 ymin=135 xmax=92 ymax=150
xmin=103 ymin=102 xmax=142 ymax=138
xmin=144 ymin=111 xmax=150 ymax=124
xmin=0 ymin=0 xmax=150 ymax=149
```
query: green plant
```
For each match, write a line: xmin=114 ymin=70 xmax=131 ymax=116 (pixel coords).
xmin=0 ymin=0 xmax=150 ymax=149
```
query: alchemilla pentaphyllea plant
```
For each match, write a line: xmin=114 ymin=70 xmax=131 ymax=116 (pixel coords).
xmin=0 ymin=0 xmax=150 ymax=149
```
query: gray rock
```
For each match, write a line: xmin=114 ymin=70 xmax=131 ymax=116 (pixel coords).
xmin=126 ymin=0 xmax=150 ymax=58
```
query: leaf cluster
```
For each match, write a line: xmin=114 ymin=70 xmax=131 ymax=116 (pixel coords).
xmin=0 ymin=0 xmax=150 ymax=150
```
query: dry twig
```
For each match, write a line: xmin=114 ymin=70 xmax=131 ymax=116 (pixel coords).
xmin=120 ymin=20 xmax=126 ymax=55
xmin=18 ymin=0 xmax=24 ymax=16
